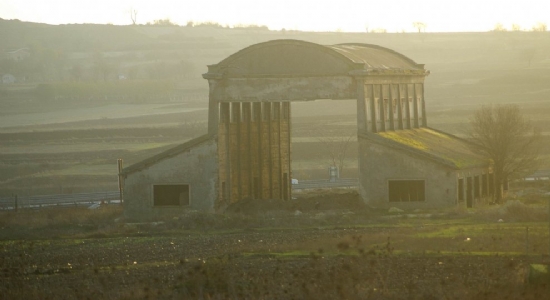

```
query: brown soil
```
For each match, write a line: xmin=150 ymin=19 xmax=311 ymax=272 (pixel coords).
xmin=1 ymin=227 xmax=547 ymax=299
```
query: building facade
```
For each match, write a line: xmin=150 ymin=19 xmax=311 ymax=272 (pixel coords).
xmin=121 ymin=39 xmax=492 ymax=220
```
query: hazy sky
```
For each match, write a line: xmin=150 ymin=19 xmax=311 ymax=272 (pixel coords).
xmin=1 ymin=0 xmax=548 ymax=32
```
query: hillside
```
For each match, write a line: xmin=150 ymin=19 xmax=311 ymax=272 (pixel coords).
xmin=1 ymin=19 xmax=549 ymax=196
xmin=2 ymin=18 xmax=550 ymax=109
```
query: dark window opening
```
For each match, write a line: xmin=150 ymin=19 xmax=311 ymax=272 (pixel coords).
xmin=154 ymin=184 xmax=189 ymax=206
xmin=388 ymin=180 xmax=425 ymax=202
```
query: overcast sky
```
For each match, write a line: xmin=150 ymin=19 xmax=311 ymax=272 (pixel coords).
xmin=1 ymin=0 xmax=549 ymax=32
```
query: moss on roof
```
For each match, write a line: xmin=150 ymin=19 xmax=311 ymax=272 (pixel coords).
xmin=366 ymin=128 xmax=488 ymax=169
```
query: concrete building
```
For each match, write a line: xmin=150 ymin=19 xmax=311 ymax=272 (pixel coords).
xmin=2 ymin=74 xmax=16 ymax=84
xmin=4 ymin=48 xmax=30 ymax=62
xmin=121 ymin=39 xmax=492 ymax=220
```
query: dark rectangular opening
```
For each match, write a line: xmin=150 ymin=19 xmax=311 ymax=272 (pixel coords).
xmin=458 ymin=178 xmax=464 ymax=202
xmin=221 ymin=181 xmax=226 ymax=202
xmin=388 ymin=180 xmax=425 ymax=202
xmin=474 ymin=175 xmax=480 ymax=198
xmin=153 ymin=184 xmax=189 ymax=206
xmin=466 ymin=177 xmax=473 ymax=208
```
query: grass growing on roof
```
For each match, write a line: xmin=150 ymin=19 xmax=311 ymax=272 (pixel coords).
xmin=378 ymin=131 xmax=427 ymax=150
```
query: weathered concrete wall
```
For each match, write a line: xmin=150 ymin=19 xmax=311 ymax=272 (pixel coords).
xmin=218 ymin=101 xmax=291 ymax=204
xmin=123 ymin=139 xmax=218 ymax=220
xmin=358 ymin=137 xmax=458 ymax=209
xmin=223 ymin=77 xmax=355 ymax=101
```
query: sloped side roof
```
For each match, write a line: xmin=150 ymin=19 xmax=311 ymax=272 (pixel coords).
xmin=204 ymin=39 xmax=426 ymax=78
xmin=121 ymin=134 xmax=213 ymax=176
xmin=359 ymin=128 xmax=489 ymax=170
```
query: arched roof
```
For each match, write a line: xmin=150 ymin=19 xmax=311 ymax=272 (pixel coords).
xmin=204 ymin=39 xmax=426 ymax=79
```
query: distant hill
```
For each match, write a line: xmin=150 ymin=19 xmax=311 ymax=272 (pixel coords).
xmin=1 ymin=18 xmax=550 ymax=107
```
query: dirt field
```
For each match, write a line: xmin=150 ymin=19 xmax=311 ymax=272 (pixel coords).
xmin=1 ymin=191 xmax=550 ymax=299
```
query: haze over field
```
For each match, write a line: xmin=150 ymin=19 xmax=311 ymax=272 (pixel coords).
xmin=1 ymin=1 xmax=550 ymax=197
xmin=2 ymin=0 xmax=550 ymax=33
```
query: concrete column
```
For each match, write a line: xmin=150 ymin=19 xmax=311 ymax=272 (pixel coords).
xmin=220 ymin=102 xmax=231 ymax=203
xmin=356 ymin=78 xmax=367 ymax=133
xmin=370 ymin=85 xmax=377 ymax=133
xmin=413 ymin=84 xmax=419 ymax=128
xmin=388 ymin=84 xmax=395 ymax=131
xmin=421 ymin=83 xmax=428 ymax=127
xmin=397 ymin=84 xmax=403 ymax=130
xmin=485 ymin=170 xmax=491 ymax=199
xmin=254 ymin=102 xmax=263 ymax=199
xmin=208 ymin=79 xmax=223 ymax=136
xmin=379 ymin=85 xmax=386 ymax=132
xmin=404 ymin=84 xmax=411 ymax=129
xmin=243 ymin=103 xmax=252 ymax=198
xmin=232 ymin=102 xmax=241 ymax=201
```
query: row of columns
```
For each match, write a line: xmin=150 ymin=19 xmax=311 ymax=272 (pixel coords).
xmin=217 ymin=101 xmax=291 ymax=204
xmin=458 ymin=172 xmax=494 ymax=207
xmin=357 ymin=82 xmax=427 ymax=133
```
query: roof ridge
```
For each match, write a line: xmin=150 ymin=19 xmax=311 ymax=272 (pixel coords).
xmin=121 ymin=134 xmax=213 ymax=175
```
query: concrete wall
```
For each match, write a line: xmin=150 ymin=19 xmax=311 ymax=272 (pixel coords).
xmin=358 ymin=137 xmax=459 ymax=209
xmin=123 ymin=139 xmax=218 ymax=220
xmin=218 ymin=101 xmax=291 ymax=204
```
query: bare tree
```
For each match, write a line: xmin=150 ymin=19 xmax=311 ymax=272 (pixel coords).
xmin=520 ymin=48 xmax=537 ymax=67
xmin=412 ymin=22 xmax=426 ymax=33
xmin=466 ymin=104 xmax=541 ymax=203
xmin=315 ymin=129 xmax=356 ymax=178
xmin=130 ymin=8 xmax=138 ymax=25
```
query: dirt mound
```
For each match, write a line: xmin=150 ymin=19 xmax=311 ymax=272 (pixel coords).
xmin=224 ymin=190 xmax=365 ymax=215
